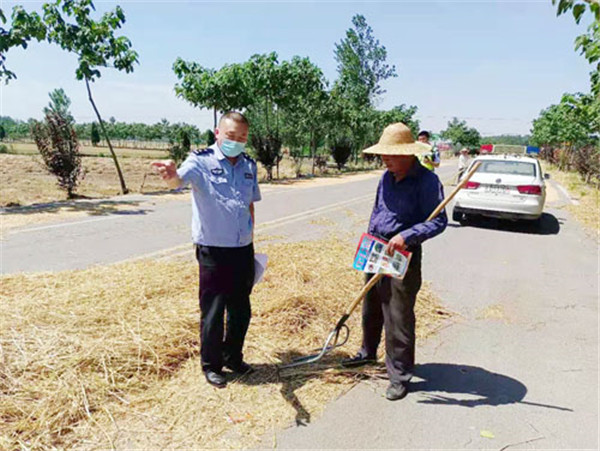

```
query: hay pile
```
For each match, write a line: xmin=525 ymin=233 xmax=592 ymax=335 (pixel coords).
xmin=1 ymin=237 xmax=450 ymax=449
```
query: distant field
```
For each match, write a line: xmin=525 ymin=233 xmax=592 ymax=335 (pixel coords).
xmin=0 ymin=154 xmax=168 ymax=206
xmin=5 ymin=141 xmax=170 ymax=159
xmin=0 ymin=151 xmax=378 ymax=207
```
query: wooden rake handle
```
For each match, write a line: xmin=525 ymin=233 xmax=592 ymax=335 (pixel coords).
xmin=342 ymin=161 xmax=482 ymax=319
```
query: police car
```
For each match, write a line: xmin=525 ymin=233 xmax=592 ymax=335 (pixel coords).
xmin=453 ymin=154 xmax=547 ymax=223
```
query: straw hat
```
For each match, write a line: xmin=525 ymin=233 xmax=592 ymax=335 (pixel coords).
xmin=460 ymin=147 xmax=469 ymax=153
xmin=362 ymin=122 xmax=432 ymax=156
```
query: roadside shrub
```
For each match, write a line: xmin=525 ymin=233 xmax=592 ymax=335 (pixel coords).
xmin=251 ymin=133 xmax=282 ymax=181
xmin=90 ymin=122 xmax=101 ymax=146
xmin=31 ymin=112 xmax=85 ymax=198
xmin=0 ymin=143 xmax=8 ymax=154
xmin=330 ymin=137 xmax=353 ymax=170
xmin=169 ymin=129 xmax=191 ymax=165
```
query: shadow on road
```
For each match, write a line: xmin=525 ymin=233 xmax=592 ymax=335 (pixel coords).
xmin=2 ymin=198 xmax=152 ymax=217
xmin=413 ymin=363 xmax=572 ymax=411
xmin=233 ymin=350 xmax=355 ymax=427
xmin=448 ymin=212 xmax=562 ymax=236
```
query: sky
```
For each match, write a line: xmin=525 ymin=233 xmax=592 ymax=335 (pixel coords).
xmin=0 ymin=0 xmax=595 ymax=136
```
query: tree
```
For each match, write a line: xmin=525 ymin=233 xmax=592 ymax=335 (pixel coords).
xmin=42 ymin=0 xmax=138 ymax=194
xmin=3 ymin=1 xmax=139 ymax=194
xmin=333 ymin=14 xmax=397 ymax=108
xmin=0 ymin=124 xmax=5 ymax=141
xmin=31 ymin=111 xmax=84 ymax=198
xmin=481 ymin=135 xmax=530 ymax=146
xmin=331 ymin=15 xmax=397 ymax=161
xmin=173 ymin=59 xmax=252 ymax=128
xmin=553 ymin=0 xmax=600 ymax=95
xmin=0 ymin=7 xmax=46 ymax=83
xmin=44 ymin=88 xmax=74 ymax=124
xmin=168 ymin=127 xmax=192 ymax=165
xmin=531 ymin=92 xmax=598 ymax=174
xmin=204 ymin=129 xmax=216 ymax=146
xmin=243 ymin=52 xmax=289 ymax=180
xmin=440 ymin=117 xmax=481 ymax=149
xmin=330 ymin=136 xmax=353 ymax=170
xmin=90 ymin=122 xmax=100 ymax=146
xmin=278 ymin=56 xmax=330 ymax=174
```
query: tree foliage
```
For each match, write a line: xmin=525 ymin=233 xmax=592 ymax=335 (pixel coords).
xmin=481 ymin=135 xmax=530 ymax=146
xmin=531 ymin=92 xmax=598 ymax=182
xmin=334 ymin=14 xmax=397 ymax=107
xmin=171 ymin=15 xmax=415 ymax=177
xmin=44 ymin=88 xmax=74 ymax=124
xmin=168 ymin=126 xmax=193 ymax=165
xmin=31 ymin=111 xmax=84 ymax=198
xmin=0 ymin=6 xmax=46 ymax=82
xmin=553 ymin=0 xmax=600 ymax=95
xmin=330 ymin=136 xmax=353 ymax=170
xmin=90 ymin=122 xmax=100 ymax=145
xmin=440 ymin=117 xmax=481 ymax=149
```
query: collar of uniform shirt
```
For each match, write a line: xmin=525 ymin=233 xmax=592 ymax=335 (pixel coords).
xmin=211 ymin=144 xmax=228 ymax=161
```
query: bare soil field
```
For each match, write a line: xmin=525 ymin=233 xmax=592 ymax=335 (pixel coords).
xmin=0 ymin=154 xmax=168 ymax=207
xmin=0 ymin=152 xmax=378 ymax=208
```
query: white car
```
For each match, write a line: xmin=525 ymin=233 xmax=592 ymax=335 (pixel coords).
xmin=453 ymin=155 xmax=547 ymax=223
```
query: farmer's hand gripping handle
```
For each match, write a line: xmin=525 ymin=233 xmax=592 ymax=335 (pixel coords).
xmin=341 ymin=161 xmax=482 ymax=322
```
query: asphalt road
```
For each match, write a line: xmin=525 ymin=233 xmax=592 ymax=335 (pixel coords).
xmin=265 ymin=174 xmax=599 ymax=449
xmin=2 ymin=168 xmax=415 ymax=274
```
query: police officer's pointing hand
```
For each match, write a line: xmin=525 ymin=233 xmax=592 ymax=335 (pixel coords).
xmin=151 ymin=160 xmax=181 ymax=189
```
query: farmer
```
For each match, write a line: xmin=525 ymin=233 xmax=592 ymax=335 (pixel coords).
xmin=457 ymin=147 xmax=470 ymax=182
xmin=343 ymin=122 xmax=448 ymax=401
xmin=151 ymin=111 xmax=261 ymax=389
xmin=417 ymin=130 xmax=440 ymax=171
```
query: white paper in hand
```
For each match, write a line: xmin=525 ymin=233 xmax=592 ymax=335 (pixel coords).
xmin=253 ymin=253 xmax=268 ymax=286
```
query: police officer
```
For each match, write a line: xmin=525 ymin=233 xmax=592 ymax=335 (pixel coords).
xmin=152 ymin=111 xmax=261 ymax=388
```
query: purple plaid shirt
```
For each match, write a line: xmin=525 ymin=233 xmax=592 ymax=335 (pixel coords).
xmin=368 ymin=161 xmax=447 ymax=248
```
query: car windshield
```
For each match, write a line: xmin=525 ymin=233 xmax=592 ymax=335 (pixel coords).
xmin=476 ymin=160 xmax=536 ymax=177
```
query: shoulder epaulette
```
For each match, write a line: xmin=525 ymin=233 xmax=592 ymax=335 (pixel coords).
xmin=192 ymin=148 xmax=213 ymax=156
xmin=242 ymin=153 xmax=256 ymax=164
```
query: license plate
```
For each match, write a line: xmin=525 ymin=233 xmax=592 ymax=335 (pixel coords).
xmin=485 ymin=184 xmax=509 ymax=194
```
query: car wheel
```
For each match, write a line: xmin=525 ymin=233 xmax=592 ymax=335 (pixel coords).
xmin=452 ymin=209 xmax=463 ymax=223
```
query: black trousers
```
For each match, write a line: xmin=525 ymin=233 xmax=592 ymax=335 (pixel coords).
xmin=359 ymin=247 xmax=422 ymax=384
xmin=195 ymin=243 xmax=255 ymax=373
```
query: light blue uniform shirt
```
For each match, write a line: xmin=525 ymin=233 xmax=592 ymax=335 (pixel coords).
xmin=177 ymin=144 xmax=261 ymax=247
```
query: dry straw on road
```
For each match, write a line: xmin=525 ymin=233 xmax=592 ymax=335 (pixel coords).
xmin=1 ymin=237 xmax=450 ymax=449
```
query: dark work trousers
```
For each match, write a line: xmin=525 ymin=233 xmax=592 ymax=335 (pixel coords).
xmin=359 ymin=246 xmax=422 ymax=385
xmin=195 ymin=243 xmax=255 ymax=373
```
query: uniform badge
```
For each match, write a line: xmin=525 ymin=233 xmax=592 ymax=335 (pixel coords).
xmin=244 ymin=173 xmax=253 ymax=180
xmin=211 ymin=168 xmax=224 ymax=176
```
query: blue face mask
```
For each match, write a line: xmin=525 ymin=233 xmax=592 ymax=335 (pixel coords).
xmin=220 ymin=139 xmax=246 ymax=158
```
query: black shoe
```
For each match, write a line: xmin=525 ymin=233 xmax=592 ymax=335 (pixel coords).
xmin=341 ymin=353 xmax=377 ymax=368
xmin=204 ymin=370 xmax=227 ymax=388
xmin=225 ymin=361 xmax=254 ymax=375
xmin=385 ymin=383 xmax=408 ymax=401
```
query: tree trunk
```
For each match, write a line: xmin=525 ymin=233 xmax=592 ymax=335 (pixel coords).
xmin=85 ymin=78 xmax=129 ymax=194
xmin=213 ymin=106 xmax=217 ymax=129
xmin=310 ymin=131 xmax=315 ymax=176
